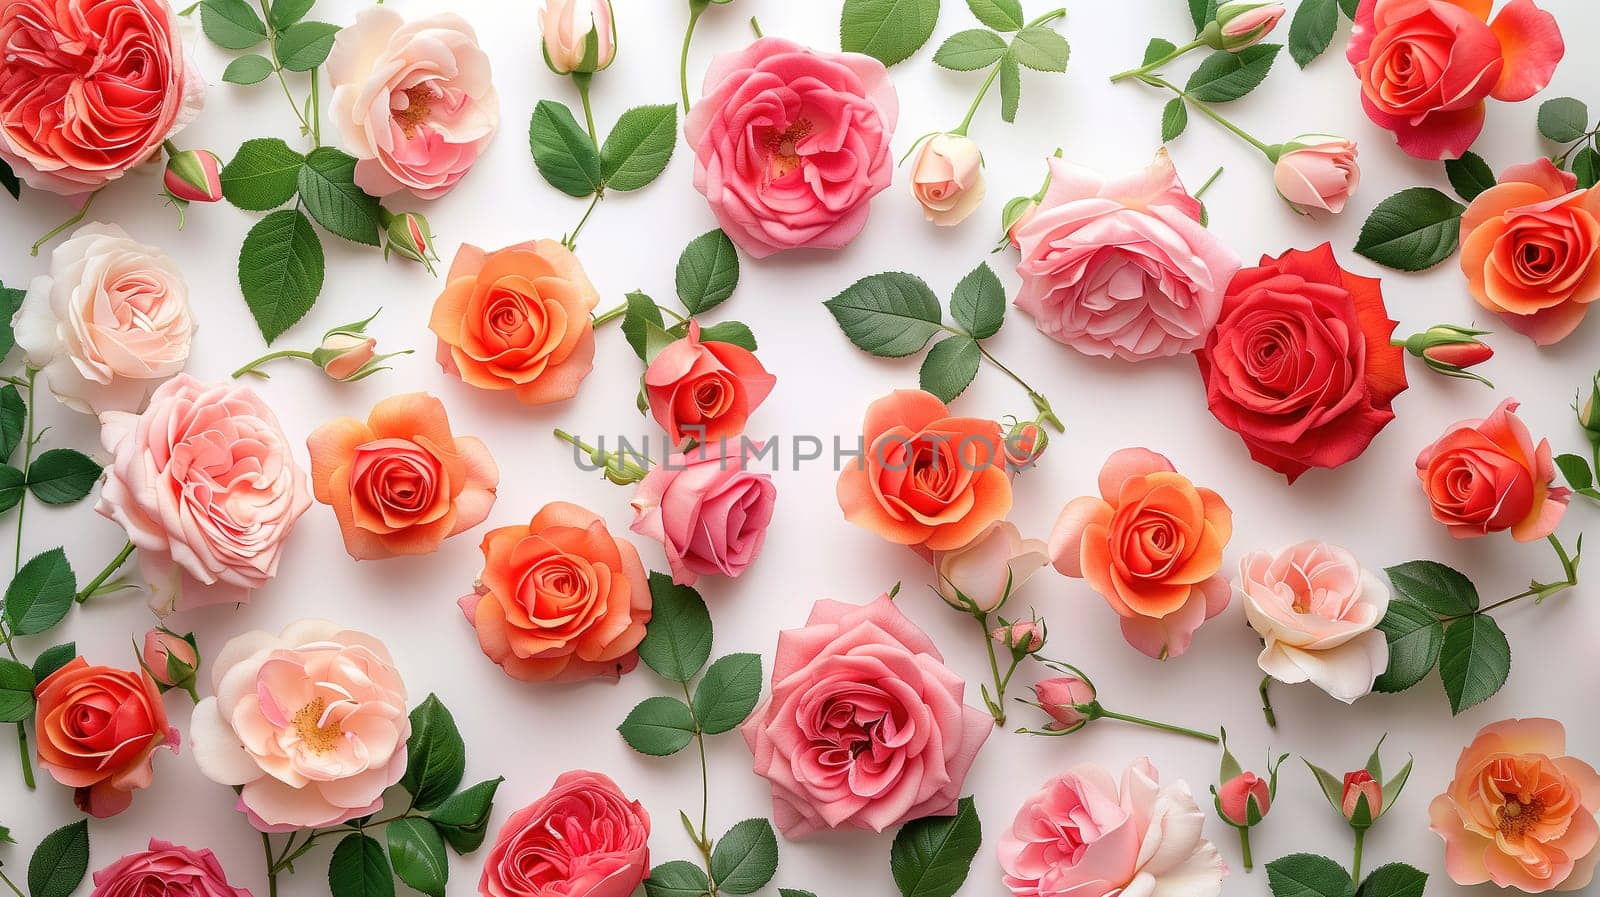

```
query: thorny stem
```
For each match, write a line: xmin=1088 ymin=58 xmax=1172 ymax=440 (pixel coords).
xmin=977 ymin=612 xmax=1008 ymax=725
xmin=76 ymin=541 xmax=135 ymax=603
xmin=682 ymin=681 xmax=719 ymax=896
xmin=941 ymin=326 xmax=1064 ymax=431
xmin=1443 ymin=533 xmax=1582 ymax=620
xmin=30 ymin=191 xmax=98 ymax=256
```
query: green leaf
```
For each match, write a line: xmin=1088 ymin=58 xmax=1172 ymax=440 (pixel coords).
xmin=201 ymin=0 xmax=266 ymax=50
xmin=1144 ymin=37 xmax=1177 ymax=65
xmin=622 ymin=291 xmax=665 ymax=360
xmin=919 ymin=336 xmax=980 ymax=403
xmin=529 ymin=101 xmax=602 ymax=198
xmin=1161 ymin=97 xmax=1188 ymax=142
xmin=698 ymin=320 xmax=757 ymax=351
xmin=1445 ymin=151 xmax=1496 ymax=202
xmin=268 ymin=0 xmax=314 ymax=31
xmin=644 ymin=321 xmax=678 ymax=364
xmin=779 ymin=892 xmax=819 ymax=897
xmin=1189 ymin=0 xmax=1219 ymax=32
xmin=600 ymin=104 xmax=677 ymax=192
xmin=998 ymin=54 xmax=1020 ymax=122
xmin=890 ymin=796 xmax=982 ymax=897
xmin=1356 ymin=863 xmax=1427 ymax=897
xmin=0 ymin=159 xmax=17 ymax=200
xmin=386 ymin=818 xmax=447 ymax=897
xmin=0 ymin=466 xmax=25 ymax=515
xmin=1385 ymin=560 xmax=1478 ymax=616
xmin=1265 ymin=853 xmax=1355 ymax=897
xmin=26 ymin=449 xmax=101 ymax=505
xmin=31 ymin=643 xmax=75 ymax=684
xmin=618 ymin=696 xmax=696 ymax=756
xmin=1186 ymin=44 xmax=1281 ymax=103
xmin=643 ymin=861 xmax=710 ymax=897
xmin=692 ymin=653 xmax=763 ymax=735
xmin=0 ymin=286 xmax=23 ymax=361
xmin=933 ymin=29 xmax=1008 ymax=71
xmin=1009 ymin=26 xmax=1069 ymax=73
xmin=1538 ymin=97 xmax=1588 ymax=143
xmin=676 ymin=229 xmax=740 ymax=315
xmin=239 ymin=209 xmax=325 ymax=343
xmin=840 ymin=0 xmax=941 ymax=67
xmin=0 ymin=386 xmax=22 ymax=462
xmin=824 ymin=272 xmax=943 ymax=358
xmin=1557 ymin=453 xmax=1594 ymax=490
xmin=639 ymin=573 xmax=712 ymax=682
xmin=1338 ymin=0 xmax=1359 ymax=17
xmin=950 ymin=263 xmax=1004 ymax=339
xmin=1373 ymin=601 xmax=1444 ymax=693
xmin=298 ymin=147 xmax=382 ymax=245
xmin=1354 ymin=187 xmax=1465 ymax=272
xmin=1288 ymin=0 xmax=1338 ymax=68
xmin=4 ymin=548 xmax=75 ymax=636
xmin=1440 ymin=614 xmax=1510 ymax=715
xmin=428 ymin=777 xmax=504 ymax=854
xmin=0 ymin=659 xmax=36 ymax=723
xmin=221 ymin=138 xmax=304 ymax=211
xmin=1574 ymin=146 xmax=1600 ymax=189
xmin=223 ymin=54 xmax=275 ymax=85
xmin=965 ymin=0 xmax=1022 ymax=31
xmin=328 ymin=834 xmax=394 ymax=897
xmin=401 ymin=695 xmax=466 ymax=811
xmin=710 ymin=819 xmax=779 ymax=896
xmin=276 ymin=20 xmax=338 ymax=71
xmin=28 ymin=820 xmax=90 ymax=897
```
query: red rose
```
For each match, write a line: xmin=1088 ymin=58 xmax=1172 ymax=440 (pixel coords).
xmin=1195 ymin=244 xmax=1408 ymax=483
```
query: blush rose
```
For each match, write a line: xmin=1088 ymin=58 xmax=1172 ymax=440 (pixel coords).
xmin=480 ymin=770 xmax=649 ymax=897
xmin=89 ymin=841 xmax=252 ymax=897
xmin=644 ymin=320 xmax=776 ymax=446
xmin=910 ymin=133 xmax=986 ymax=226
xmin=630 ymin=441 xmax=777 ymax=586
xmin=34 ymin=658 xmax=178 ymax=818
xmin=1415 ymin=398 xmax=1569 ymax=542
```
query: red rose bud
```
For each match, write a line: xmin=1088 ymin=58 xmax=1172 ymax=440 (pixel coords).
xmin=1003 ymin=420 xmax=1048 ymax=471
xmin=1208 ymin=1 xmax=1285 ymax=51
xmin=140 ymin=627 xmax=199 ymax=698
xmin=1402 ymin=323 xmax=1494 ymax=385
xmin=1342 ymin=770 xmax=1383 ymax=821
xmin=991 ymin=619 xmax=1044 ymax=655
xmin=1422 ymin=340 xmax=1493 ymax=369
xmin=1033 ymin=676 xmax=1096 ymax=730
xmin=382 ymin=209 xmax=439 ymax=275
xmin=162 ymin=149 xmax=223 ymax=204
xmin=1217 ymin=771 xmax=1271 ymax=826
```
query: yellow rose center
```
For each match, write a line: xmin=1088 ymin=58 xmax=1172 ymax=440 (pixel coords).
xmin=393 ymin=84 xmax=435 ymax=139
xmin=1498 ymin=798 xmax=1544 ymax=838
xmin=764 ymin=119 xmax=813 ymax=180
xmin=292 ymin=698 xmax=343 ymax=753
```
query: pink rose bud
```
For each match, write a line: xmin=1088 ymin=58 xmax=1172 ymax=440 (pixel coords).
xmin=1342 ymin=770 xmax=1383 ymax=821
xmin=1001 ymin=196 xmax=1038 ymax=250
xmin=1217 ymin=771 xmax=1271 ymax=826
xmin=382 ymin=210 xmax=438 ymax=275
xmin=1003 ymin=420 xmax=1047 ymax=471
xmin=991 ymin=619 xmax=1044 ymax=654
xmin=911 ymin=133 xmax=986 ymax=227
xmin=141 ymin=628 xmax=199 ymax=691
xmin=1273 ymin=135 xmax=1360 ymax=215
xmin=316 ymin=333 xmax=378 ymax=381
xmin=541 ymin=0 xmax=616 ymax=75
xmin=162 ymin=149 xmax=223 ymax=204
xmin=1212 ymin=1 xmax=1286 ymax=50
xmin=1033 ymin=676 xmax=1096 ymax=730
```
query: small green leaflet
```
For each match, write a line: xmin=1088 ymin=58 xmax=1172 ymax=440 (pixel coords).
xmin=840 ymin=0 xmax=941 ymax=67
xmin=618 ymin=696 xmax=696 ymax=756
xmin=1538 ymin=97 xmax=1589 ymax=143
xmin=221 ymin=138 xmax=304 ymax=211
xmin=1439 ymin=614 xmax=1510 ymax=715
xmin=676 ymin=229 xmax=740 ymax=316
xmin=0 ymin=659 xmax=36 ymax=722
xmin=920 ymin=336 xmax=980 ymax=402
xmin=600 ymin=104 xmax=678 ymax=192
xmin=1009 ymin=26 xmax=1069 ymax=73
xmin=1186 ymin=45 xmax=1281 ymax=103
xmin=200 ymin=0 xmax=266 ymax=50
xmin=386 ymin=818 xmax=447 ymax=897
xmin=1385 ymin=561 xmax=1478 ymax=616
xmin=1444 ymin=151 xmax=1496 ymax=202
xmin=1265 ymin=853 xmax=1354 ymax=897
xmin=400 ymin=695 xmax=466 ymax=811
xmin=709 ymin=819 xmax=779 ymax=896
xmin=26 ymin=448 xmax=102 ymax=505
xmin=637 ymin=573 xmax=713 ymax=683
xmin=824 ymin=272 xmax=943 ymax=358
xmin=999 ymin=55 xmax=1021 ymax=122
xmin=328 ymin=834 xmax=394 ymax=897
xmin=4 ymin=547 xmax=76 ymax=636
xmin=1356 ymin=863 xmax=1428 ymax=897
xmin=934 ymin=30 xmax=1008 ymax=72
xmin=297 ymin=147 xmax=383 ymax=245
xmin=950 ymin=263 xmax=1004 ymax=339
xmin=890 ymin=796 xmax=982 ymax=897
xmin=1288 ymin=0 xmax=1339 ymax=68
xmin=965 ymin=0 xmax=1023 ymax=31
xmin=643 ymin=861 xmax=709 ymax=897
xmin=1162 ymin=98 xmax=1188 ymax=141
xmin=275 ymin=21 xmax=338 ymax=72
xmin=691 ymin=653 xmax=763 ymax=735
xmin=1372 ymin=601 xmax=1443 ymax=694
xmin=222 ymin=54 xmax=275 ymax=85
xmin=28 ymin=820 xmax=91 ymax=897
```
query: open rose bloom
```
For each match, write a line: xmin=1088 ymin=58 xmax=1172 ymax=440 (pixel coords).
xmin=644 ymin=320 xmax=776 ymax=446
xmin=1415 ymin=398 xmax=1569 ymax=541
xmin=34 ymin=658 xmax=178 ymax=818
xmin=90 ymin=840 xmax=252 ymax=897
xmin=481 ymin=770 xmax=649 ymax=897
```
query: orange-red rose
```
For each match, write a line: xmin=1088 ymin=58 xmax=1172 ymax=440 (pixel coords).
xmin=1415 ymin=398 xmax=1568 ymax=541
xmin=644 ymin=320 xmax=775 ymax=446
xmin=34 ymin=658 xmax=177 ymax=818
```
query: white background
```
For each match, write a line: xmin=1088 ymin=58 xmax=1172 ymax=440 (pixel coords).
xmin=2 ymin=0 xmax=1599 ymax=894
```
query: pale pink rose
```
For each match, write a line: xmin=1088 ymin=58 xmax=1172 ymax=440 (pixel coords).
xmin=95 ymin=375 xmax=311 ymax=616
xmin=999 ymin=760 xmax=1226 ymax=897
xmin=1032 ymin=676 xmax=1096 ymax=731
xmin=1239 ymin=542 xmax=1390 ymax=703
xmin=13 ymin=224 xmax=194 ymax=414
xmin=1273 ymin=135 xmax=1361 ymax=214
xmin=912 ymin=133 xmax=986 ymax=226
xmin=742 ymin=595 xmax=991 ymax=838
xmin=539 ymin=0 xmax=615 ymax=74
xmin=630 ymin=441 xmax=776 ymax=586
xmin=190 ymin=620 xmax=410 ymax=832
xmin=685 ymin=36 xmax=898 ymax=258
xmin=1014 ymin=151 xmax=1241 ymax=361
xmin=933 ymin=520 xmax=1049 ymax=613
xmin=480 ymin=770 xmax=649 ymax=897
xmin=1217 ymin=2 xmax=1285 ymax=49
xmin=90 ymin=840 xmax=252 ymax=897
xmin=327 ymin=8 xmax=500 ymax=200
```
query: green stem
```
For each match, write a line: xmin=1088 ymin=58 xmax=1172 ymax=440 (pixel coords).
xmin=950 ymin=331 xmax=1064 ymax=431
xmin=310 ymin=67 xmax=322 ymax=147
xmin=682 ymin=682 xmax=718 ymax=896
xmin=13 ymin=368 xmax=35 ymax=579
xmin=1238 ymin=826 xmax=1254 ymax=872
xmin=30 ymin=191 xmax=98 ymax=256
xmin=76 ymin=541 xmax=135 ymax=603
xmin=257 ymin=0 xmax=312 ymax=141
xmin=592 ymin=303 xmax=627 ymax=326
xmin=1109 ymin=38 xmax=1206 ymax=82
xmin=681 ymin=0 xmax=710 ymax=112
xmin=1351 ymin=829 xmax=1365 ymax=884
xmin=1194 ymin=166 xmax=1225 ymax=200
xmin=953 ymin=64 xmax=1002 ymax=137
xmin=553 ymin=428 xmax=650 ymax=481
xmin=0 ymin=868 xmax=25 ymax=897
xmin=262 ymin=833 xmax=279 ymax=897
xmin=1097 ymin=707 xmax=1219 ymax=743
xmin=1259 ymin=675 xmax=1277 ymax=728
xmin=15 ymin=722 xmax=34 ymax=790
xmin=976 ymin=612 xmax=1007 ymax=726
xmin=231 ymin=349 xmax=316 ymax=380
xmin=1447 ymin=533 xmax=1581 ymax=619
xmin=564 ymin=193 xmax=604 ymax=252
xmin=748 ymin=16 xmax=762 ymax=38
xmin=1142 ymin=75 xmax=1276 ymax=157
xmin=573 ymin=72 xmax=599 ymax=147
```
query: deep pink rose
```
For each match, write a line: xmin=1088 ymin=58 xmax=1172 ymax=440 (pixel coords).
xmin=480 ymin=770 xmax=650 ymax=897
xmin=684 ymin=36 xmax=898 ymax=258
xmin=90 ymin=840 xmax=252 ymax=897
xmin=1013 ymin=151 xmax=1241 ymax=361
xmin=742 ymin=595 xmax=991 ymax=838
xmin=630 ymin=441 xmax=776 ymax=586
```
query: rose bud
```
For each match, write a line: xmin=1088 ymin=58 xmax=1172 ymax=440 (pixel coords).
xmin=140 ymin=628 xmax=200 ymax=698
xmin=1217 ymin=771 xmax=1271 ymax=826
xmin=541 ymin=0 xmax=616 ymax=75
xmin=1581 ymin=372 xmax=1600 ymax=437
xmin=991 ymin=618 xmax=1045 ymax=655
xmin=1033 ymin=676 xmax=1096 ymax=731
xmin=932 ymin=521 xmax=1049 ymax=615
xmin=911 ymin=133 xmax=986 ymax=227
xmin=1271 ymin=135 xmax=1360 ymax=215
xmin=1003 ymin=419 xmax=1047 ymax=471
xmin=381 ymin=209 xmax=439 ymax=275
xmin=1342 ymin=770 xmax=1383 ymax=822
xmin=315 ymin=333 xmax=378 ymax=381
xmin=1400 ymin=323 xmax=1494 ymax=386
xmin=162 ymin=149 xmax=223 ymax=204
xmin=1209 ymin=1 xmax=1286 ymax=50
xmin=999 ymin=196 xmax=1038 ymax=250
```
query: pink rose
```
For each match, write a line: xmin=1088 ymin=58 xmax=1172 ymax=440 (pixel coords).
xmin=140 ymin=627 xmax=200 ymax=692
xmin=630 ymin=441 xmax=777 ymax=586
xmin=933 ymin=520 xmax=1049 ymax=614
xmin=190 ymin=620 xmax=410 ymax=831
xmin=480 ymin=770 xmax=650 ymax=897
xmin=328 ymin=8 xmax=500 ymax=199
xmin=1216 ymin=2 xmax=1285 ymax=49
xmin=1032 ymin=676 xmax=1096 ymax=731
xmin=911 ymin=133 xmax=986 ymax=226
xmin=540 ymin=0 xmax=616 ymax=75
xmin=685 ymin=36 xmax=898 ymax=258
xmin=90 ymin=840 xmax=252 ymax=897
xmin=96 ymin=375 xmax=311 ymax=616
xmin=0 ymin=0 xmax=203 ymax=195
xmin=742 ymin=595 xmax=990 ymax=838
xmin=999 ymin=760 xmax=1225 ymax=897
xmin=1273 ymin=135 xmax=1361 ymax=214
xmin=1013 ymin=151 xmax=1241 ymax=361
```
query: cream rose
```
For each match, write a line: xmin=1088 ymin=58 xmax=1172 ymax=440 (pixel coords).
xmin=910 ymin=133 xmax=986 ymax=226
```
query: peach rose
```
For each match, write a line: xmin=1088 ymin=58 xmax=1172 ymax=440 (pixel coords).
xmin=480 ymin=770 xmax=649 ymax=897
xmin=0 ymin=0 xmax=203 ymax=194
xmin=911 ymin=133 xmax=986 ymax=226
xmin=1415 ymin=398 xmax=1569 ymax=541
xmin=1049 ymin=448 xmax=1232 ymax=659
xmin=1430 ymin=718 xmax=1600 ymax=892
xmin=1460 ymin=158 xmax=1600 ymax=345
xmin=34 ymin=657 xmax=177 ymax=818
xmin=629 ymin=441 xmax=776 ymax=586
xmin=307 ymin=393 xmax=498 ymax=560
xmin=13 ymin=223 xmax=194 ymax=414
xmin=327 ymin=7 xmax=499 ymax=199
xmin=96 ymin=375 xmax=311 ymax=616
xmin=933 ymin=520 xmax=1049 ymax=614
xmin=431 ymin=239 xmax=600 ymax=406
xmin=837 ymin=389 xmax=1012 ymax=552
xmin=1273 ymin=135 xmax=1361 ymax=214
xmin=644 ymin=320 xmax=776 ymax=446
xmin=190 ymin=620 xmax=410 ymax=831
xmin=459 ymin=502 xmax=651 ymax=683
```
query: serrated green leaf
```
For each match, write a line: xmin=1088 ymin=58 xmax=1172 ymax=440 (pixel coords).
xmin=328 ymin=834 xmax=394 ymax=897
xmin=1373 ymin=601 xmax=1444 ymax=693
xmin=239 ymin=209 xmax=325 ymax=342
xmin=1265 ymin=853 xmax=1354 ymax=897
xmin=26 ymin=448 xmax=101 ymax=505
xmin=692 ymin=653 xmax=762 ymax=735
xmin=221 ymin=138 xmax=304 ymax=211
xmin=643 ymin=861 xmax=709 ymax=897
xmin=1186 ymin=44 xmax=1281 ymax=103
xmin=676 ymin=229 xmax=740 ymax=315
xmin=779 ymin=891 xmax=819 ymax=897
xmin=31 ymin=643 xmax=75 ymax=684
xmin=4 ymin=548 xmax=75 ymax=636
xmin=710 ymin=819 xmax=779 ymax=896
xmin=999 ymin=54 xmax=1020 ymax=122
xmin=386 ymin=818 xmax=447 ymax=897
xmin=1338 ymin=0 xmax=1358 ymax=17
xmin=0 ymin=160 xmax=17 ymax=200
xmin=1575 ymin=146 xmax=1600 ymax=189
xmin=1144 ymin=37 xmax=1177 ymax=65
xmin=950 ymin=263 xmax=1004 ymax=339
xmin=1354 ymin=187 xmax=1464 ymax=272
xmin=698 ymin=320 xmax=757 ymax=351
xmin=201 ymin=0 xmax=266 ymax=50
xmin=428 ymin=778 xmax=503 ymax=854
xmin=1440 ymin=615 xmax=1510 ymax=715
xmin=933 ymin=29 xmax=1008 ymax=71
xmin=401 ymin=695 xmax=466 ymax=811
xmin=223 ymin=54 xmax=275 ymax=85
xmin=1538 ymin=97 xmax=1588 ymax=143
xmin=622 ymin=291 xmax=665 ymax=360
xmin=601 ymin=104 xmax=677 ymax=192
xmin=824 ymin=272 xmax=943 ymax=358
xmin=269 ymin=0 xmax=314 ymax=31
xmin=1385 ymin=560 xmax=1478 ymax=616
xmin=1288 ymin=0 xmax=1338 ymax=68
xmin=619 ymin=696 xmax=696 ymax=756
xmin=0 ymin=659 xmax=36 ymax=723
xmin=1445 ymin=151 xmax=1496 ymax=202
xmin=0 ymin=466 xmax=24 ymax=515
xmin=840 ymin=0 xmax=941 ymax=67
xmin=890 ymin=796 xmax=982 ymax=897
xmin=0 ymin=386 xmax=21 ymax=462
xmin=1355 ymin=863 xmax=1427 ymax=897
xmin=276 ymin=20 xmax=338 ymax=71
xmin=1162 ymin=97 xmax=1188 ymax=142
xmin=966 ymin=0 xmax=1022 ymax=31
xmin=298 ymin=147 xmax=382 ymax=245
xmin=529 ymin=101 xmax=602 ymax=198
xmin=1189 ymin=0 xmax=1219 ymax=32
xmin=919 ymin=336 xmax=980 ymax=403
xmin=639 ymin=572 xmax=712 ymax=682
xmin=28 ymin=821 xmax=90 ymax=897
xmin=0 ymin=286 xmax=23 ymax=362
xmin=1009 ymin=26 xmax=1069 ymax=73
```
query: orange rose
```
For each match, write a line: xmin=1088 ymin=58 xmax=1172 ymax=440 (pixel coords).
xmin=458 ymin=502 xmax=651 ymax=683
xmin=1048 ymin=448 xmax=1232 ymax=659
xmin=1414 ymin=398 xmax=1569 ymax=542
xmin=34 ymin=658 xmax=177 ymax=818
xmin=836 ymin=390 xmax=1011 ymax=552
xmin=1430 ymin=718 xmax=1600 ymax=893
xmin=308 ymin=393 xmax=499 ymax=560
xmin=1460 ymin=159 xmax=1600 ymax=345
xmin=430 ymin=240 xmax=600 ymax=405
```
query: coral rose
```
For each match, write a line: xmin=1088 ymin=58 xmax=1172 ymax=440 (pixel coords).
xmin=90 ymin=841 xmax=252 ymax=897
xmin=933 ymin=520 xmax=1049 ymax=614
xmin=1459 ymin=158 xmax=1600 ymax=345
xmin=1430 ymin=718 xmax=1600 ymax=892
xmin=327 ymin=7 xmax=499 ymax=199
xmin=431 ymin=239 xmax=600 ymax=406
xmin=1195 ymin=243 xmax=1408 ymax=483
xmin=742 ymin=595 xmax=990 ymax=838
xmin=1415 ymin=398 xmax=1569 ymax=541
xmin=190 ymin=620 xmax=410 ymax=831
xmin=0 ymin=0 xmax=203 ymax=194
xmin=96 ymin=375 xmax=311 ymax=616
xmin=14 ymin=223 xmax=195 ymax=414
xmin=644 ymin=320 xmax=776 ymax=447
xmin=629 ymin=441 xmax=776 ymax=586
xmin=480 ymin=770 xmax=649 ymax=897
xmin=1013 ymin=151 xmax=1241 ymax=361
xmin=684 ymin=36 xmax=898 ymax=258
xmin=1239 ymin=541 xmax=1390 ymax=703
xmin=998 ymin=760 xmax=1225 ymax=897
xmin=837 ymin=389 xmax=1011 ymax=553
xmin=910 ymin=133 xmax=986 ymax=226
xmin=308 ymin=392 xmax=498 ymax=560
xmin=34 ymin=658 xmax=177 ymax=818
xmin=459 ymin=502 xmax=651 ymax=683
xmin=1346 ymin=0 xmax=1564 ymax=160
xmin=1049 ymin=448 xmax=1232 ymax=659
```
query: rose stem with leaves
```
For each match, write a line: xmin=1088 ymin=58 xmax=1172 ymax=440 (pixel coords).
xmin=1138 ymin=74 xmax=1279 ymax=160
xmin=937 ymin=323 xmax=1065 ymax=430
xmin=75 ymin=541 xmax=135 ymax=604
xmin=680 ymin=680 xmax=721 ymax=896
xmin=2 ymin=368 xmax=37 ymax=788
xmin=1455 ymin=533 xmax=1583 ymax=615
xmin=261 ymin=804 xmax=431 ymax=896
xmin=256 ymin=0 xmax=319 ymax=145
xmin=1108 ymin=38 xmax=1210 ymax=83
xmin=953 ymin=9 xmax=1066 ymax=138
